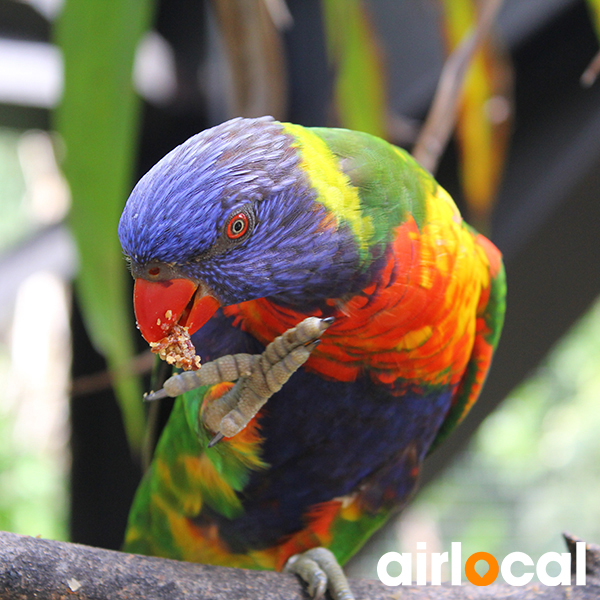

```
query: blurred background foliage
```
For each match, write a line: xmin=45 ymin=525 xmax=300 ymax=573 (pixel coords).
xmin=1 ymin=0 xmax=600 ymax=582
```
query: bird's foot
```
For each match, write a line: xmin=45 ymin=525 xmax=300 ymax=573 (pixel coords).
xmin=203 ymin=316 xmax=333 ymax=445
xmin=285 ymin=547 xmax=355 ymax=600
xmin=144 ymin=317 xmax=333 ymax=445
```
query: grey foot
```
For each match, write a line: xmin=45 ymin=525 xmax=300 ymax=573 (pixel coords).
xmin=284 ymin=547 xmax=355 ymax=600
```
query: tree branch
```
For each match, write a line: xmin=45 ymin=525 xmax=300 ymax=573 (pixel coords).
xmin=70 ymin=350 xmax=155 ymax=398
xmin=412 ymin=0 xmax=504 ymax=174
xmin=1 ymin=531 xmax=599 ymax=599
xmin=581 ymin=49 xmax=600 ymax=87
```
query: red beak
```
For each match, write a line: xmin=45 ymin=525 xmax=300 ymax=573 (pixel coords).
xmin=133 ymin=278 xmax=220 ymax=343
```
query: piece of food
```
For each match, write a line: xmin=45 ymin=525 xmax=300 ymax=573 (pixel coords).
xmin=149 ymin=323 xmax=201 ymax=371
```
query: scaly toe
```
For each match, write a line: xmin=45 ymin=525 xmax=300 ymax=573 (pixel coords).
xmin=285 ymin=547 xmax=355 ymax=600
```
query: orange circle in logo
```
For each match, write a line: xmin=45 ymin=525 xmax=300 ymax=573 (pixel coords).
xmin=464 ymin=552 xmax=499 ymax=586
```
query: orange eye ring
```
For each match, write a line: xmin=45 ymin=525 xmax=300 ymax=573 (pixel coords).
xmin=226 ymin=212 xmax=249 ymax=239
xmin=148 ymin=267 xmax=161 ymax=276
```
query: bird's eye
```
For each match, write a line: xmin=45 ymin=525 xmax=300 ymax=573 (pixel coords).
xmin=148 ymin=267 xmax=160 ymax=276
xmin=226 ymin=213 xmax=249 ymax=239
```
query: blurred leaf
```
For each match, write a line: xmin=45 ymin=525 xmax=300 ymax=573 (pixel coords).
xmin=586 ymin=0 xmax=600 ymax=37
xmin=54 ymin=0 xmax=156 ymax=453
xmin=0 ymin=129 xmax=29 ymax=253
xmin=321 ymin=0 xmax=387 ymax=138
xmin=210 ymin=0 xmax=288 ymax=119
xmin=440 ymin=0 xmax=512 ymax=233
xmin=582 ymin=0 xmax=600 ymax=86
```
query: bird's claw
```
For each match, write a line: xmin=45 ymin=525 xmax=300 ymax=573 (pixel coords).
xmin=207 ymin=431 xmax=224 ymax=448
xmin=143 ymin=317 xmax=334 ymax=444
xmin=203 ymin=316 xmax=333 ymax=442
xmin=144 ymin=388 xmax=168 ymax=402
xmin=284 ymin=547 xmax=355 ymax=600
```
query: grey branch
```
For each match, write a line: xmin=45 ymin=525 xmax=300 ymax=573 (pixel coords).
xmin=581 ymin=49 xmax=600 ymax=87
xmin=1 ymin=531 xmax=600 ymax=600
xmin=412 ymin=0 xmax=504 ymax=174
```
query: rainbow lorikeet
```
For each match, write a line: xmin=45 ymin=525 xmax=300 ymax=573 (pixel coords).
xmin=118 ymin=116 xmax=506 ymax=598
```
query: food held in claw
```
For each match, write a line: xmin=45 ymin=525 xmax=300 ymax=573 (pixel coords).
xmin=148 ymin=323 xmax=201 ymax=370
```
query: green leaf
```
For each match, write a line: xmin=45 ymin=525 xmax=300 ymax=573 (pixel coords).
xmin=586 ymin=0 xmax=600 ymax=39
xmin=53 ymin=0 xmax=156 ymax=453
xmin=321 ymin=0 xmax=387 ymax=138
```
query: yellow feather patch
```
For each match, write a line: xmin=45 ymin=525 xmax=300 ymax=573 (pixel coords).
xmin=337 ymin=493 xmax=361 ymax=522
xmin=201 ymin=382 xmax=267 ymax=472
xmin=181 ymin=453 xmax=243 ymax=511
xmin=123 ymin=525 xmax=141 ymax=548
xmin=282 ymin=123 xmax=374 ymax=252
xmin=396 ymin=325 xmax=433 ymax=351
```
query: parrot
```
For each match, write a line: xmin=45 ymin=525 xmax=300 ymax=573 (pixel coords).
xmin=118 ymin=116 xmax=506 ymax=598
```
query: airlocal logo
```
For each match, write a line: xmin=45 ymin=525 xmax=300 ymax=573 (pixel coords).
xmin=377 ymin=542 xmax=587 ymax=587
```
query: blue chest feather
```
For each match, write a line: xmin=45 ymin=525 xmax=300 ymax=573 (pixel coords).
xmin=190 ymin=311 xmax=454 ymax=552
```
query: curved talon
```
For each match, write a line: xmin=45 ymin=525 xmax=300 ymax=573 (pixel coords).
xmin=285 ymin=547 xmax=354 ymax=600
xmin=208 ymin=432 xmax=225 ymax=448
xmin=304 ymin=339 xmax=321 ymax=349
xmin=144 ymin=389 xmax=168 ymax=402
